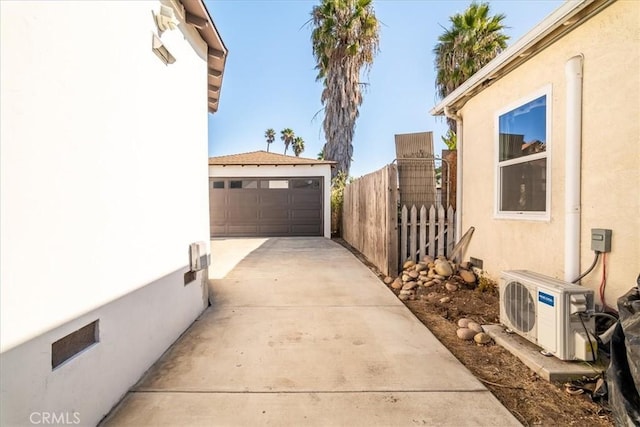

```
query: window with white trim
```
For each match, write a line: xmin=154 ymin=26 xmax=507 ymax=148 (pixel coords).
xmin=496 ymin=89 xmax=550 ymax=219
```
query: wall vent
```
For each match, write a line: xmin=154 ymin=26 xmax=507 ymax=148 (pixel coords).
xmin=52 ymin=320 xmax=99 ymax=369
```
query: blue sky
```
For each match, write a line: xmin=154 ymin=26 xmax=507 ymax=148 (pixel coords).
xmin=205 ymin=0 xmax=563 ymax=178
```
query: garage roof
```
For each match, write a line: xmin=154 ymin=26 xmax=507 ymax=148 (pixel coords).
xmin=209 ymin=151 xmax=336 ymax=166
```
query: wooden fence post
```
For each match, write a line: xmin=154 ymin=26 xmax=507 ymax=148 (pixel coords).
xmin=387 ymin=164 xmax=399 ymax=277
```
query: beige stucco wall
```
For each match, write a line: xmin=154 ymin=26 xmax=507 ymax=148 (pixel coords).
xmin=459 ymin=0 xmax=639 ymax=306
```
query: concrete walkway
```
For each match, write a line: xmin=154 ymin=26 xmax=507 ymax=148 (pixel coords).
xmin=102 ymin=238 xmax=519 ymax=426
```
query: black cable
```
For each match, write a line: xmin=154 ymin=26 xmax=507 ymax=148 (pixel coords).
xmin=579 ymin=313 xmax=597 ymax=362
xmin=572 ymin=251 xmax=600 ymax=284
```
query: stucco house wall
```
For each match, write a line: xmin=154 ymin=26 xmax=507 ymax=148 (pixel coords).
xmin=0 ymin=1 xmax=224 ymax=425
xmin=458 ymin=0 xmax=638 ymax=304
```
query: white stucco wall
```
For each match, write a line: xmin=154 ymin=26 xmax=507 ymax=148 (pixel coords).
xmin=209 ymin=165 xmax=333 ymax=238
xmin=1 ymin=1 xmax=213 ymax=424
xmin=457 ymin=1 xmax=639 ymax=304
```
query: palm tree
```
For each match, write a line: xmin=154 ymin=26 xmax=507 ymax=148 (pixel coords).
xmin=292 ymin=136 xmax=305 ymax=157
xmin=264 ymin=128 xmax=276 ymax=152
xmin=434 ymin=2 xmax=508 ymax=132
xmin=311 ymin=0 xmax=379 ymax=176
xmin=280 ymin=128 xmax=295 ymax=155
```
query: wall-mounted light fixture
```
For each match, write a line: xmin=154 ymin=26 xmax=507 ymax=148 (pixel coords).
xmin=153 ymin=5 xmax=178 ymax=33
xmin=152 ymin=34 xmax=176 ymax=65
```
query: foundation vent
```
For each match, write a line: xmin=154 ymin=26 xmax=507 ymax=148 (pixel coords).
xmin=52 ymin=320 xmax=99 ymax=369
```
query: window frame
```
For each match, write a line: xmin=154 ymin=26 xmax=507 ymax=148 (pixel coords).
xmin=494 ymin=85 xmax=552 ymax=221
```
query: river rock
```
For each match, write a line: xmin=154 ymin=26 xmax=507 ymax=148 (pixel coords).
xmin=434 ymin=260 xmax=453 ymax=277
xmin=403 ymin=260 xmax=416 ymax=270
xmin=408 ymin=270 xmax=419 ymax=279
xmin=402 ymin=281 xmax=418 ymax=290
xmin=423 ymin=280 xmax=435 ymax=287
xmin=383 ymin=276 xmax=393 ymax=285
xmin=401 ymin=274 xmax=410 ymax=282
xmin=467 ymin=322 xmax=483 ymax=333
xmin=399 ymin=293 xmax=409 ymax=301
xmin=459 ymin=269 xmax=476 ymax=284
xmin=474 ymin=332 xmax=492 ymax=344
xmin=439 ymin=296 xmax=451 ymax=303
xmin=457 ymin=318 xmax=471 ymax=328
xmin=391 ymin=278 xmax=403 ymax=289
xmin=422 ymin=255 xmax=434 ymax=264
xmin=445 ymin=282 xmax=458 ymax=292
xmin=456 ymin=328 xmax=476 ymax=340
xmin=419 ymin=270 xmax=428 ymax=276
xmin=415 ymin=263 xmax=428 ymax=272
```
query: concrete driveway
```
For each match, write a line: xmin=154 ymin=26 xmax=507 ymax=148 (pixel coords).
xmin=102 ymin=238 xmax=519 ymax=426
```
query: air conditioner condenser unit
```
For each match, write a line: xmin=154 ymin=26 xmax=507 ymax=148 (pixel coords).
xmin=500 ymin=270 xmax=596 ymax=361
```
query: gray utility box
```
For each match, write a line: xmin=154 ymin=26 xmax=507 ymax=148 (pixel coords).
xmin=591 ymin=229 xmax=612 ymax=253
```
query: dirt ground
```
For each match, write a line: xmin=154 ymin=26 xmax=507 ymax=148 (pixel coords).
xmin=335 ymin=239 xmax=613 ymax=427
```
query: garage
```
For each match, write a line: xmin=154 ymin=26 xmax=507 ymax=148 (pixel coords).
xmin=208 ymin=151 xmax=334 ymax=238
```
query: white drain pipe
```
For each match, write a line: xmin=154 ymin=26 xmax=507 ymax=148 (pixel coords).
xmin=445 ymin=107 xmax=463 ymax=242
xmin=564 ymin=54 xmax=584 ymax=282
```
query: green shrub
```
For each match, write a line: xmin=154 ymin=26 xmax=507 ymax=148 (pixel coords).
xmin=330 ymin=172 xmax=349 ymax=236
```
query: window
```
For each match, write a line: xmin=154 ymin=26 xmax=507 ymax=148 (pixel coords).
xmin=212 ymin=180 xmax=225 ymax=189
xmin=260 ymin=180 xmax=289 ymax=189
xmin=496 ymin=89 xmax=550 ymax=219
xmin=230 ymin=180 xmax=258 ymax=189
xmin=291 ymin=179 xmax=320 ymax=189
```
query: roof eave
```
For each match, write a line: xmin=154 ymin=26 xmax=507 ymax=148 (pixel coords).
xmin=208 ymin=162 xmax=337 ymax=166
xmin=430 ymin=0 xmax=614 ymax=116
xmin=178 ymin=0 xmax=228 ymax=114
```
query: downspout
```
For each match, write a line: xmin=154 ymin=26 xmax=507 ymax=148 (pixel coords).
xmin=444 ymin=106 xmax=463 ymax=242
xmin=564 ymin=54 xmax=584 ymax=282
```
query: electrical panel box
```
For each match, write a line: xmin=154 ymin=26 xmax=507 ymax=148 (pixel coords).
xmin=591 ymin=228 xmax=612 ymax=253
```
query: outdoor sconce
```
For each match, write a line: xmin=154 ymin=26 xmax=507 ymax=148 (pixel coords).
xmin=153 ymin=5 xmax=178 ymax=33
xmin=152 ymin=34 xmax=176 ymax=65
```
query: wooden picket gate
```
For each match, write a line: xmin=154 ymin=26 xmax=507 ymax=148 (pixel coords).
xmin=399 ymin=204 xmax=455 ymax=265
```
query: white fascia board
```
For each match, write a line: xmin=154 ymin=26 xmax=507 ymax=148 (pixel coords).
xmin=208 ymin=164 xmax=331 ymax=178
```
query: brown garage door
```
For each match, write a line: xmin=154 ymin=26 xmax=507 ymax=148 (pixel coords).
xmin=209 ymin=177 xmax=323 ymax=237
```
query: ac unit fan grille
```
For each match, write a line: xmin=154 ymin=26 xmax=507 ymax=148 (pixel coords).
xmin=504 ymin=280 xmax=535 ymax=332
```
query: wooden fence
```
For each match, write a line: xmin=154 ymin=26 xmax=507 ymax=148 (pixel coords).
xmin=342 ymin=164 xmax=456 ymax=276
xmin=342 ymin=164 xmax=398 ymax=277
xmin=399 ymin=204 xmax=456 ymax=265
